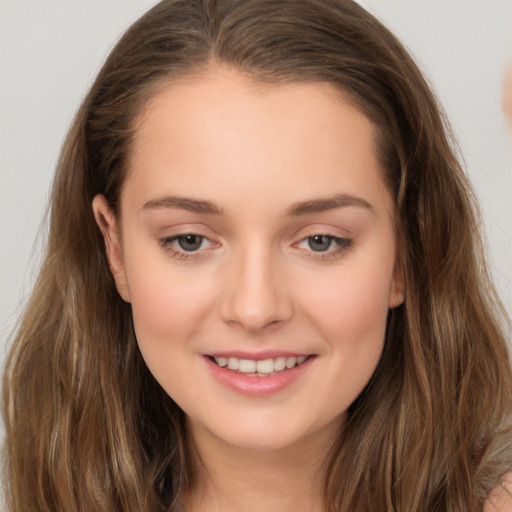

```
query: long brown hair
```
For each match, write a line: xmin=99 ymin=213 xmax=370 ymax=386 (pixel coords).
xmin=3 ymin=1 xmax=511 ymax=510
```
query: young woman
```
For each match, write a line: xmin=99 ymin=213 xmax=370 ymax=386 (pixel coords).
xmin=3 ymin=1 xmax=512 ymax=511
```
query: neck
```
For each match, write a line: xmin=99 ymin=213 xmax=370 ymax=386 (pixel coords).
xmin=181 ymin=422 xmax=338 ymax=512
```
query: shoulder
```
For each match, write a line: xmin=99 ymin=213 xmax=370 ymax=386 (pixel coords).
xmin=484 ymin=472 xmax=512 ymax=512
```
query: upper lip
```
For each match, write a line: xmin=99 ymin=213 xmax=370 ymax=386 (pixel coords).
xmin=205 ymin=350 xmax=312 ymax=360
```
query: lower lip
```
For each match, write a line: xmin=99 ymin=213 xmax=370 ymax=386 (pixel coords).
xmin=204 ymin=356 xmax=315 ymax=396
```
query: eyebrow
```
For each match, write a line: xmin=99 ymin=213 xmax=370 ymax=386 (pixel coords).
xmin=287 ymin=194 xmax=373 ymax=216
xmin=142 ymin=196 xmax=223 ymax=215
xmin=141 ymin=193 xmax=372 ymax=216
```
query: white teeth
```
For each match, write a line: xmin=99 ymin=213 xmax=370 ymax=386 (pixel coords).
xmin=227 ymin=357 xmax=239 ymax=370
xmin=256 ymin=358 xmax=274 ymax=374
xmin=216 ymin=356 xmax=228 ymax=367
xmin=238 ymin=359 xmax=256 ymax=373
xmin=274 ymin=356 xmax=286 ymax=371
xmin=285 ymin=357 xmax=297 ymax=369
xmin=213 ymin=355 xmax=309 ymax=375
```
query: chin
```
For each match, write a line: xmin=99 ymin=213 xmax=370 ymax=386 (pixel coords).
xmin=189 ymin=410 xmax=345 ymax=455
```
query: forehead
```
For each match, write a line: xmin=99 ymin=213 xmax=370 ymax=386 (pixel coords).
xmin=131 ymin=66 xmax=375 ymax=161
xmin=124 ymin=67 xmax=392 ymax=215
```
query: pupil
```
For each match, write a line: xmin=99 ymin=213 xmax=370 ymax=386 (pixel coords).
xmin=178 ymin=235 xmax=203 ymax=251
xmin=308 ymin=235 xmax=331 ymax=252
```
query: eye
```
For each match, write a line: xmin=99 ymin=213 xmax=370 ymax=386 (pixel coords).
xmin=175 ymin=234 xmax=205 ymax=252
xmin=296 ymin=234 xmax=352 ymax=259
xmin=306 ymin=234 xmax=335 ymax=252
xmin=159 ymin=233 xmax=217 ymax=259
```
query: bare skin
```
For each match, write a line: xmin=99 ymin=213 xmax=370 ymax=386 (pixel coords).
xmin=484 ymin=473 xmax=512 ymax=512
xmin=182 ymin=419 xmax=333 ymax=512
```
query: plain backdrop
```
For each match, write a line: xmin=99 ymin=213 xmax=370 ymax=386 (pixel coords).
xmin=1 ymin=0 xmax=512 ymax=359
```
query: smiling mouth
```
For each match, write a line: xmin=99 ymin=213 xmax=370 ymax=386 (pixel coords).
xmin=207 ymin=355 xmax=312 ymax=377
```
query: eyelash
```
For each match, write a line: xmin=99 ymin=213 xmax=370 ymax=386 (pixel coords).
xmin=159 ymin=233 xmax=216 ymax=260
xmin=295 ymin=234 xmax=353 ymax=260
xmin=159 ymin=233 xmax=353 ymax=261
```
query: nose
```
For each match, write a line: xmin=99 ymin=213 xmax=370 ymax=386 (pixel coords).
xmin=220 ymin=245 xmax=293 ymax=332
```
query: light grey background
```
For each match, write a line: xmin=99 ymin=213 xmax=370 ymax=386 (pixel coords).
xmin=1 ymin=0 xmax=512 ymax=357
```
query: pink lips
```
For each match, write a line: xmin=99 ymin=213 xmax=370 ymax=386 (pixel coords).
xmin=207 ymin=350 xmax=310 ymax=359
xmin=204 ymin=353 xmax=315 ymax=396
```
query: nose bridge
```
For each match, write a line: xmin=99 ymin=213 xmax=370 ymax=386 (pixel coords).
xmin=221 ymin=239 xmax=292 ymax=332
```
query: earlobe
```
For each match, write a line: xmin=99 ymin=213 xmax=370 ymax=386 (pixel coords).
xmin=92 ymin=195 xmax=131 ymax=302
xmin=389 ymin=259 xmax=405 ymax=309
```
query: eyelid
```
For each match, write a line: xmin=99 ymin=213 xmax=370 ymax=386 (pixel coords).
xmin=292 ymin=229 xmax=354 ymax=260
xmin=157 ymin=225 xmax=353 ymax=261
xmin=158 ymin=229 xmax=220 ymax=260
xmin=291 ymin=222 xmax=352 ymax=238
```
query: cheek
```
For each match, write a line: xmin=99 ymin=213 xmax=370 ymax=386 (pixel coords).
xmin=304 ymin=264 xmax=392 ymax=406
xmin=123 ymin=249 xmax=214 ymax=350
xmin=297 ymin=254 xmax=394 ymax=353
xmin=328 ymin=276 xmax=389 ymax=337
xmin=123 ymin=257 xmax=216 ymax=402
xmin=321 ymin=282 xmax=389 ymax=372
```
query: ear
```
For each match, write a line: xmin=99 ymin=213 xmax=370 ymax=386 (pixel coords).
xmin=92 ymin=195 xmax=131 ymax=302
xmin=388 ymin=257 xmax=405 ymax=309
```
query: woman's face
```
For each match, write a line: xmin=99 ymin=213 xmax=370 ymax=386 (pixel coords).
xmin=94 ymin=67 xmax=403 ymax=453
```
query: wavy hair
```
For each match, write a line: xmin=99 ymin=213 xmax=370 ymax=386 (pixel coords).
xmin=3 ymin=0 xmax=511 ymax=510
